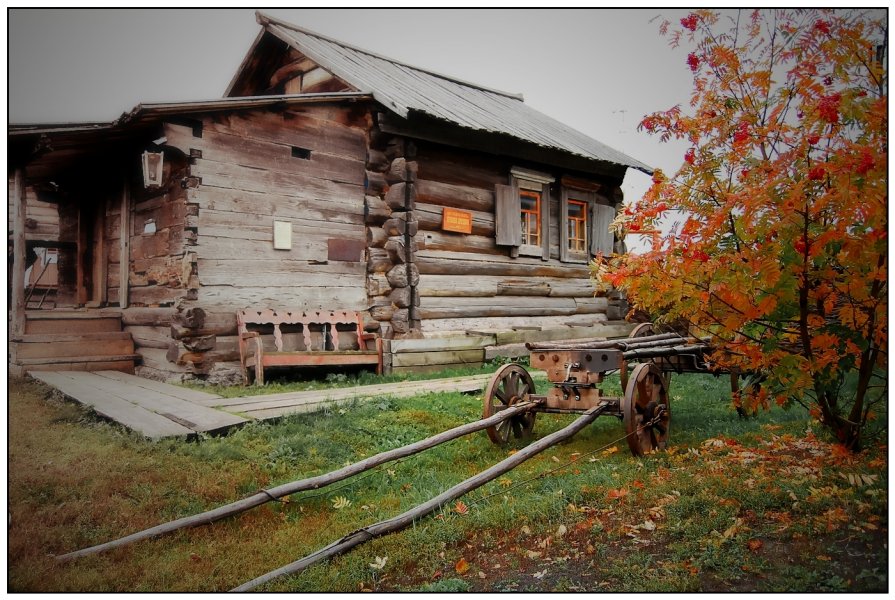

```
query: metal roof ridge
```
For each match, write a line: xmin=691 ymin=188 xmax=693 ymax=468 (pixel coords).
xmin=255 ymin=10 xmax=525 ymax=102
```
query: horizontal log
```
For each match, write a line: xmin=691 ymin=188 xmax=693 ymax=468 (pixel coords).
xmin=391 ymin=348 xmax=484 ymax=368
xmin=365 ymin=194 xmax=391 ymax=225
xmin=120 ymin=307 xmax=176 ymax=327
xmin=365 ymin=170 xmax=387 ymax=196
xmin=384 ymin=158 xmax=417 ymax=184
xmin=384 ymin=182 xmax=416 ymax=211
xmin=416 ymin=230 xmax=498 ymax=255
xmin=190 ymin=159 xmax=363 ymax=206
xmin=415 ymin=178 xmax=493 ymax=213
xmin=416 ymin=202 xmax=493 ymax=237
xmin=167 ymin=124 xmax=365 ymax=187
xmin=191 ymin=187 xmax=364 ymax=224
xmin=364 ymin=224 xmax=387 ymax=248
xmin=195 ymin=285 xmax=367 ymax=312
xmin=173 ymin=306 xmax=206 ymax=328
xmin=126 ymin=325 xmax=171 ymax=349
xmin=386 ymin=263 xmax=419 ymax=288
xmin=414 ymin=144 xmax=509 ymax=189
xmin=128 ymin=285 xmax=187 ymax=307
xmin=200 ymin=110 xmax=367 ymax=162
xmin=416 ymin=250 xmax=590 ymax=279
xmin=197 ymin=258 xmax=365 ymax=279
xmin=388 ymin=334 xmax=496 ymax=353
xmin=419 ymin=315 xmax=615 ymax=337
xmin=366 ymin=149 xmax=389 ymax=172
xmin=367 ymin=247 xmax=393 ymax=274
xmin=497 ymin=280 xmax=550 ymax=296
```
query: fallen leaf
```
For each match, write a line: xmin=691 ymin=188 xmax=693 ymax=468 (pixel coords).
xmin=369 ymin=556 xmax=388 ymax=570
xmin=526 ymin=550 xmax=542 ymax=559
xmin=607 ymin=488 xmax=629 ymax=501
xmin=632 ymin=480 xmax=645 ymax=489
xmin=556 ymin=524 xmax=567 ymax=537
xmin=331 ymin=496 xmax=351 ymax=509
xmin=455 ymin=558 xmax=470 ymax=574
xmin=477 ymin=571 xmax=486 ymax=579
xmin=455 ymin=501 xmax=469 ymax=515
xmin=747 ymin=539 xmax=763 ymax=552
xmin=533 ymin=569 xmax=547 ymax=579
xmin=552 ymin=456 xmax=561 ymax=463
xmin=521 ymin=525 xmax=531 ymax=536
xmin=640 ymin=519 xmax=656 ymax=531
xmin=499 ymin=477 xmax=513 ymax=487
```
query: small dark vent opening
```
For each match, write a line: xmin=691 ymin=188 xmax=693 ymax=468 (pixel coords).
xmin=292 ymin=146 xmax=312 ymax=160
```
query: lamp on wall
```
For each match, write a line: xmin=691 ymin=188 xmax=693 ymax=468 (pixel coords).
xmin=142 ymin=151 xmax=164 ymax=188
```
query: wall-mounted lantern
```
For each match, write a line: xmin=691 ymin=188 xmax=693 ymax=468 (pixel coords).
xmin=142 ymin=151 xmax=164 ymax=188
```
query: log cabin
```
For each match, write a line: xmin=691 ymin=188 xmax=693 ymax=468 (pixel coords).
xmin=8 ymin=12 xmax=652 ymax=383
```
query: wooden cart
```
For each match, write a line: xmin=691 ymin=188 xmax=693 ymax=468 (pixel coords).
xmin=482 ymin=327 xmax=712 ymax=456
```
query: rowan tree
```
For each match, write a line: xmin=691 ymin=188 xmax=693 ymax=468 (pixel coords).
xmin=598 ymin=9 xmax=887 ymax=449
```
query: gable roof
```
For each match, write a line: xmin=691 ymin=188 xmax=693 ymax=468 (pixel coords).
xmin=229 ymin=12 xmax=652 ymax=175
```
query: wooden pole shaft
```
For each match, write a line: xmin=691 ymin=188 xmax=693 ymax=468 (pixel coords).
xmin=11 ymin=168 xmax=26 ymax=338
xmin=233 ymin=402 xmax=609 ymax=592
xmin=55 ymin=401 xmax=539 ymax=562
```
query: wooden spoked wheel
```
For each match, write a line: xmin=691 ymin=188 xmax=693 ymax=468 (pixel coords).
xmin=622 ymin=363 xmax=670 ymax=456
xmin=629 ymin=322 xmax=656 ymax=338
xmin=482 ymin=363 xmax=536 ymax=445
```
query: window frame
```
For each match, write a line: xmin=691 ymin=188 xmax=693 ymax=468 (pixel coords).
xmin=510 ymin=167 xmax=553 ymax=260
xmin=560 ymin=186 xmax=596 ymax=263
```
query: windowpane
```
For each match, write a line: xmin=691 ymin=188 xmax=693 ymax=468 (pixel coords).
xmin=520 ymin=190 xmax=541 ymax=246
xmin=567 ymin=199 xmax=587 ymax=253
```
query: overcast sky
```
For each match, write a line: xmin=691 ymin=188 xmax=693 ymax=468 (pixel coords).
xmin=8 ymin=8 xmax=696 ymax=225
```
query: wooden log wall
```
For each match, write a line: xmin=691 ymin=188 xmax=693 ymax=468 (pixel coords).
xmin=364 ymin=129 xmax=422 ymax=339
xmin=150 ymin=105 xmax=371 ymax=379
xmin=6 ymin=179 xmax=60 ymax=242
xmin=407 ymin=140 xmax=620 ymax=336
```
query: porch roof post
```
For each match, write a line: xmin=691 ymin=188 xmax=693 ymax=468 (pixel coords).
xmin=11 ymin=167 xmax=26 ymax=338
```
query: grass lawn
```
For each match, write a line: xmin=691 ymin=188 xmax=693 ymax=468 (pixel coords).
xmin=7 ymin=367 xmax=887 ymax=592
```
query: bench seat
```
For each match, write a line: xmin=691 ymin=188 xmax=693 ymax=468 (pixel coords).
xmin=237 ymin=309 xmax=382 ymax=385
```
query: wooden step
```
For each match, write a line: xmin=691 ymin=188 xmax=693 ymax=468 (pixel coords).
xmin=14 ymin=332 xmax=134 ymax=360
xmin=25 ymin=311 xmax=122 ymax=335
xmin=18 ymin=354 xmax=140 ymax=374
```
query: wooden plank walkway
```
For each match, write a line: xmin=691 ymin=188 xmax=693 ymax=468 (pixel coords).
xmin=29 ymin=370 xmax=494 ymax=437
xmin=193 ymin=374 xmax=494 ymax=421
xmin=29 ymin=370 xmax=246 ymax=440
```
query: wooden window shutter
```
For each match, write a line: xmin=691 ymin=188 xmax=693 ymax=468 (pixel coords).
xmin=560 ymin=188 xmax=570 ymax=263
xmin=590 ymin=203 xmax=616 ymax=256
xmin=495 ymin=183 xmax=522 ymax=247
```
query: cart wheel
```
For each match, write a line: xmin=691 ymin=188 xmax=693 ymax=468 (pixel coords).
xmin=629 ymin=322 xmax=655 ymax=338
xmin=482 ymin=363 xmax=536 ymax=445
xmin=622 ymin=363 xmax=670 ymax=456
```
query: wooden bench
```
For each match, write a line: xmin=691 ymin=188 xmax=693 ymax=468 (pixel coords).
xmin=237 ymin=309 xmax=383 ymax=385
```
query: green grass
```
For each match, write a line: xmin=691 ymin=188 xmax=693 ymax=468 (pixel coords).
xmin=8 ymin=369 xmax=887 ymax=592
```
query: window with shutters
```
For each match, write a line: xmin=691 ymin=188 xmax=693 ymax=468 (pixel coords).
xmin=560 ymin=181 xmax=617 ymax=263
xmin=494 ymin=167 xmax=554 ymax=259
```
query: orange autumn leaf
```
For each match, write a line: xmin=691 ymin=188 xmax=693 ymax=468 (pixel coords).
xmin=454 ymin=501 xmax=469 ymax=515
xmin=455 ymin=558 xmax=470 ymax=575
xmin=746 ymin=539 xmax=763 ymax=552
xmin=607 ymin=488 xmax=629 ymax=501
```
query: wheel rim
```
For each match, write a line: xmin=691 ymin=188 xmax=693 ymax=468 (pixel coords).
xmin=622 ymin=363 xmax=670 ymax=456
xmin=482 ymin=363 xmax=536 ymax=445
xmin=629 ymin=322 xmax=655 ymax=338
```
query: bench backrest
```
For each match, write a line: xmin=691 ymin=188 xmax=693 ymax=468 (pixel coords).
xmin=236 ymin=309 xmax=368 ymax=352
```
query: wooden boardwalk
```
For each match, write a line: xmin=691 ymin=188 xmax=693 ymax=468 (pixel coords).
xmin=29 ymin=370 xmax=246 ymax=439
xmin=203 ymin=374 xmax=493 ymax=420
xmin=29 ymin=371 xmax=492 ymax=438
